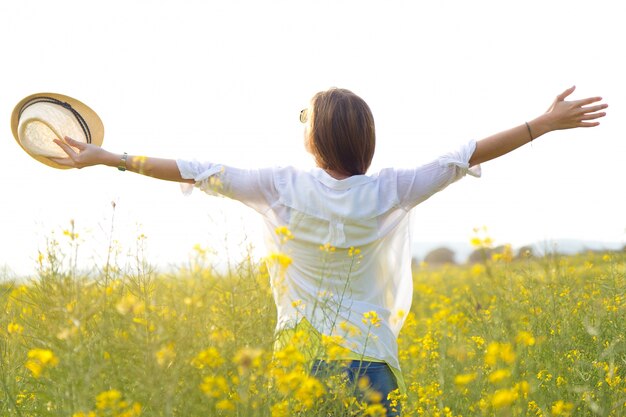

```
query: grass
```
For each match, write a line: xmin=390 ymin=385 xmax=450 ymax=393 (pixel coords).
xmin=1 ymin=229 xmax=625 ymax=416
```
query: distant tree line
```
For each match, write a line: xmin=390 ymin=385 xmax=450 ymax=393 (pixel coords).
xmin=416 ymin=244 xmax=625 ymax=267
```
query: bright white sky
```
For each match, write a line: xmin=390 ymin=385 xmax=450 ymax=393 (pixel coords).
xmin=1 ymin=0 xmax=624 ymax=276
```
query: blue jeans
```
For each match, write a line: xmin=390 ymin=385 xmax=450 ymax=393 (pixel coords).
xmin=311 ymin=360 xmax=401 ymax=416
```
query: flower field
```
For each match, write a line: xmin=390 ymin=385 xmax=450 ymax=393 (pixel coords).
xmin=1 ymin=233 xmax=625 ymax=416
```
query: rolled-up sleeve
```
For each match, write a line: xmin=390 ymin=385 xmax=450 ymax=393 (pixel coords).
xmin=397 ymin=140 xmax=481 ymax=210
xmin=176 ymin=159 xmax=278 ymax=214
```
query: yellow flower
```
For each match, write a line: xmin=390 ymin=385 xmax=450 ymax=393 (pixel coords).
xmin=216 ymin=399 xmax=236 ymax=411
xmin=363 ymin=403 xmax=387 ymax=416
xmin=488 ymin=369 xmax=511 ymax=384
xmin=551 ymin=400 xmax=574 ymax=416
xmin=492 ymin=244 xmax=513 ymax=262
xmin=470 ymin=263 xmax=486 ymax=276
xmin=362 ymin=311 xmax=381 ymax=327
xmin=275 ymin=226 xmax=294 ymax=243
xmin=200 ymin=375 xmax=230 ymax=398
xmin=273 ymin=369 xmax=304 ymax=395
xmin=265 ymin=253 xmax=292 ymax=269
xmin=319 ymin=242 xmax=336 ymax=252
xmin=322 ymin=334 xmax=351 ymax=360
xmin=471 ymin=335 xmax=485 ymax=348
xmin=537 ymin=369 xmax=553 ymax=382
xmin=72 ymin=412 xmax=96 ymax=417
xmin=7 ymin=322 xmax=24 ymax=335
xmin=454 ymin=373 xmax=477 ymax=386
xmin=491 ymin=388 xmax=518 ymax=409
xmin=96 ymin=389 xmax=122 ymax=410
xmin=515 ymin=331 xmax=536 ymax=346
xmin=485 ymin=342 xmax=516 ymax=366
xmin=348 ymin=246 xmax=361 ymax=257
xmin=294 ymin=376 xmax=325 ymax=409
xmin=272 ymin=345 xmax=306 ymax=368
xmin=25 ymin=348 xmax=59 ymax=378
xmin=192 ymin=347 xmax=224 ymax=369
xmin=91 ymin=390 xmax=142 ymax=416
xmin=513 ymin=381 xmax=530 ymax=400
xmin=270 ymin=400 xmax=290 ymax=417
xmin=63 ymin=228 xmax=79 ymax=240
xmin=339 ymin=321 xmax=362 ymax=337
xmin=155 ymin=343 xmax=176 ymax=367
xmin=115 ymin=294 xmax=145 ymax=316
xmin=527 ymin=401 xmax=542 ymax=416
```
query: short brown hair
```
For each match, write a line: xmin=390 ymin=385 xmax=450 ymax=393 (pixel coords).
xmin=308 ymin=88 xmax=375 ymax=176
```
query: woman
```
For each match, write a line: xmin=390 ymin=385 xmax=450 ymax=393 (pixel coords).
xmin=52 ymin=86 xmax=607 ymax=416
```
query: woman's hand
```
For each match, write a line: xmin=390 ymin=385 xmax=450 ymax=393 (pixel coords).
xmin=541 ymin=86 xmax=608 ymax=132
xmin=49 ymin=136 xmax=115 ymax=169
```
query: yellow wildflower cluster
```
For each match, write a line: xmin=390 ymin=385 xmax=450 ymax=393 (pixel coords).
xmin=115 ymin=294 xmax=145 ymax=316
xmin=155 ymin=342 xmax=176 ymax=367
xmin=492 ymin=244 xmax=513 ymax=263
xmin=25 ymin=348 xmax=59 ymax=378
xmin=470 ymin=226 xmax=493 ymax=248
xmin=362 ymin=311 xmax=381 ymax=328
xmin=319 ymin=242 xmax=336 ymax=253
xmin=275 ymin=226 xmax=294 ymax=244
xmin=484 ymin=342 xmax=516 ymax=366
xmin=348 ymin=246 xmax=362 ymax=258
xmin=72 ymin=389 xmax=142 ymax=417
xmin=515 ymin=330 xmax=536 ymax=346
xmin=265 ymin=252 xmax=292 ymax=269
xmin=200 ymin=375 xmax=230 ymax=398
xmin=269 ymin=343 xmax=326 ymax=414
xmin=551 ymin=400 xmax=574 ymax=416
xmin=7 ymin=322 xmax=24 ymax=335
xmin=192 ymin=347 xmax=224 ymax=369
xmin=321 ymin=334 xmax=352 ymax=360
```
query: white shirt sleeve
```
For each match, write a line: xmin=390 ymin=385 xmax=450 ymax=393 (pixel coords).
xmin=396 ymin=140 xmax=481 ymax=210
xmin=176 ymin=159 xmax=278 ymax=215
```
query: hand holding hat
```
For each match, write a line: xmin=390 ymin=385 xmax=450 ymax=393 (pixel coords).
xmin=50 ymin=136 xmax=110 ymax=169
xmin=11 ymin=92 xmax=104 ymax=169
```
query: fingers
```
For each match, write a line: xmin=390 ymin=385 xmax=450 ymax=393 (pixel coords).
xmin=53 ymin=138 xmax=79 ymax=158
xmin=63 ymin=136 xmax=85 ymax=148
xmin=580 ymin=111 xmax=607 ymax=121
xmin=578 ymin=121 xmax=601 ymax=127
xmin=581 ymin=103 xmax=608 ymax=112
xmin=557 ymin=85 xmax=576 ymax=101
xmin=575 ymin=96 xmax=604 ymax=107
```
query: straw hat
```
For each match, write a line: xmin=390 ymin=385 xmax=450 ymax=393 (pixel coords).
xmin=11 ymin=92 xmax=104 ymax=169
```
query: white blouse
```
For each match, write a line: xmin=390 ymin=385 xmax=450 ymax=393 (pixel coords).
xmin=176 ymin=140 xmax=481 ymax=372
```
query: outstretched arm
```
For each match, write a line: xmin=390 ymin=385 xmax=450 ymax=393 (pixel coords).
xmin=468 ymin=86 xmax=608 ymax=167
xmin=50 ymin=137 xmax=194 ymax=183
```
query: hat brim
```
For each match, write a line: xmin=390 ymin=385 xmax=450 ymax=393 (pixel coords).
xmin=11 ymin=92 xmax=104 ymax=170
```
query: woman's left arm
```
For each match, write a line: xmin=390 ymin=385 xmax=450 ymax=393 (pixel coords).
xmin=468 ymin=86 xmax=608 ymax=167
xmin=51 ymin=136 xmax=193 ymax=183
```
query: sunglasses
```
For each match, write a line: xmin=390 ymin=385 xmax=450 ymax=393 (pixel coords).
xmin=299 ymin=108 xmax=308 ymax=124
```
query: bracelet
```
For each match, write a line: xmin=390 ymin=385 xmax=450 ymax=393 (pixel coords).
xmin=117 ymin=152 xmax=128 ymax=171
xmin=525 ymin=122 xmax=534 ymax=142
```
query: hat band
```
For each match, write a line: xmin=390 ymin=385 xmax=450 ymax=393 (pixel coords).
xmin=18 ymin=97 xmax=92 ymax=144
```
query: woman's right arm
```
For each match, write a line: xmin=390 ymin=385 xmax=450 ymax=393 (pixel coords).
xmin=468 ymin=86 xmax=607 ymax=167
xmin=51 ymin=136 xmax=194 ymax=183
